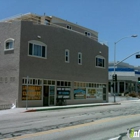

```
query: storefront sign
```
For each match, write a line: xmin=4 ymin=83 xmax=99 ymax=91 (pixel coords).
xmin=87 ymin=88 xmax=96 ymax=98
xmin=22 ymin=85 xmax=42 ymax=100
xmin=74 ymin=88 xmax=86 ymax=99
xmin=86 ymin=88 xmax=103 ymax=99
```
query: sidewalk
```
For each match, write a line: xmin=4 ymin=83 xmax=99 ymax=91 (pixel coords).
xmin=25 ymin=102 xmax=121 ymax=112
xmin=1 ymin=96 xmax=140 ymax=114
xmin=0 ymin=102 xmax=121 ymax=115
xmin=25 ymin=96 xmax=140 ymax=112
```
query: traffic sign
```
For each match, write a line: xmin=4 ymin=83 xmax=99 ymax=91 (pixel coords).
xmin=136 ymin=54 xmax=140 ymax=58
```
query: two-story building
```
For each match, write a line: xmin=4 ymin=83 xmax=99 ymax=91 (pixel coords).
xmin=0 ymin=13 xmax=108 ymax=107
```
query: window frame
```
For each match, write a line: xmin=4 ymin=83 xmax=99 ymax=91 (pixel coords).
xmin=78 ymin=52 xmax=82 ymax=65
xmin=28 ymin=40 xmax=47 ymax=59
xmin=95 ymin=55 xmax=105 ymax=68
xmin=4 ymin=38 xmax=15 ymax=51
xmin=65 ymin=49 xmax=70 ymax=63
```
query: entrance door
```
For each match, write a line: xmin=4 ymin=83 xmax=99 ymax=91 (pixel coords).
xmin=43 ymin=86 xmax=49 ymax=106
xmin=49 ymin=86 xmax=55 ymax=106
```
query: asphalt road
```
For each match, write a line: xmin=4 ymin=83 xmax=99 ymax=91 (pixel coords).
xmin=6 ymin=113 xmax=140 ymax=140
xmin=1 ymin=100 xmax=140 ymax=140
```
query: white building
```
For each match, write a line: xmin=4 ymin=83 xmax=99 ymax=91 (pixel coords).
xmin=108 ymin=62 xmax=140 ymax=95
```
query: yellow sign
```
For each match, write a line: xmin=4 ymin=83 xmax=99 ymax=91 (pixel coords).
xmin=22 ymin=85 xmax=42 ymax=100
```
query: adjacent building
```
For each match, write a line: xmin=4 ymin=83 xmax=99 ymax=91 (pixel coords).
xmin=0 ymin=13 xmax=108 ymax=107
xmin=108 ymin=62 xmax=140 ymax=95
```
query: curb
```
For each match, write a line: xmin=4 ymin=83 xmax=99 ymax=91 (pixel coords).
xmin=24 ymin=102 xmax=121 ymax=113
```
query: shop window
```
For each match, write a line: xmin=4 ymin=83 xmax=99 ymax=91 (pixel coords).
xmin=4 ymin=38 xmax=14 ymax=51
xmin=57 ymin=81 xmax=60 ymax=86
xmin=57 ymin=81 xmax=71 ymax=87
xmin=65 ymin=49 xmax=70 ymax=63
xmin=79 ymin=83 xmax=82 ymax=87
xmin=28 ymin=40 xmax=47 ymax=58
xmin=48 ymin=80 xmax=51 ymax=85
xmin=61 ymin=81 xmax=64 ymax=86
xmin=38 ymin=79 xmax=42 ymax=85
xmin=52 ymin=81 xmax=55 ymax=85
xmin=22 ymin=85 xmax=42 ymax=100
xmin=74 ymin=88 xmax=86 ymax=99
xmin=65 ymin=82 xmax=68 ymax=86
xmin=82 ymin=83 xmax=86 ymax=87
xmin=29 ymin=79 xmax=32 ymax=84
xmin=89 ymin=83 xmax=92 ymax=87
xmin=35 ymin=79 xmax=38 ymax=85
xmin=57 ymin=87 xmax=71 ymax=99
xmin=44 ymin=80 xmax=47 ymax=84
xmin=33 ymin=79 xmax=35 ymax=85
xmin=97 ymin=84 xmax=99 ymax=88
xmin=96 ymin=55 xmax=105 ymax=68
xmin=67 ymin=82 xmax=70 ymax=86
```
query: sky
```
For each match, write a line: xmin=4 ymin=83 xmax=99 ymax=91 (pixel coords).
xmin=0 ymin=0 xmax=140 ymax=66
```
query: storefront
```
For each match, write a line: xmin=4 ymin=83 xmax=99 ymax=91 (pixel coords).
xmin=22 ymin=77 xmax=107 ymax=107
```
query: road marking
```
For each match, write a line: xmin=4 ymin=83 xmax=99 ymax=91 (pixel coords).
xmin=108 ymin=135 xmax=121 ymax=140
xmin=5 ymin=114 xmax=140 ymax=140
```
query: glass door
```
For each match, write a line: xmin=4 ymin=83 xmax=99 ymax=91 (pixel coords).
xmin=43 ymin=86 xmax=49 ymax=106
xmin=49 ymin=86 xmax=55 ymax=105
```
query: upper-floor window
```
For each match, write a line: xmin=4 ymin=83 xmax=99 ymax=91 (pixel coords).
xmin=78 ymin=52 xmax=82 ymax=65
xmin=67 ymin=25 xmax=72 ymax=30
xmin=96 ymin=56 xmax=105 ymax=68
xmin=4 ymin=38 xmax=14 ymax=51
xmin=28 ymin=40 xmax=47 ymax=58
xmin=85 ymin=31 xmax=91 ymax=37
xmin=65 ymin=49 xmax=70 ymax=63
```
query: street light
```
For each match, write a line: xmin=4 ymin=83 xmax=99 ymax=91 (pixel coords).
xmin=113 ymin=35 xmax=138 ymax=102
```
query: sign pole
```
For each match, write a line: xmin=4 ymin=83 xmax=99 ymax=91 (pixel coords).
xmin=26 ymin=76 xmax=29 ymax=110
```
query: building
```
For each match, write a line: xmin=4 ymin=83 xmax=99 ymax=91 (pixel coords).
xmin=108 ymin=62 xmax=140 ymax=95
xmin=0 ymin=13 xmax=108 ymax=107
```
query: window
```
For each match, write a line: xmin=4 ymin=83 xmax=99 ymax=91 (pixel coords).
xmin=4 ymin=38 xmax=14 ymax=51
xmin=66 ymin=25 xmax=72 ymax=30
xmin=85 ymin=31 xmax=91 ymax=37
xmin=28 ymin=40 xmax=47 ymax=58
xmin=96 ymin=56 xmax=105 ymax=68
xmin=57 ymin=80 xmax=71 ymax=87
xmin=65 ymin=49 xmax=70 ymax=63
xmin=78 ymin=52 xmax=82 ymax=65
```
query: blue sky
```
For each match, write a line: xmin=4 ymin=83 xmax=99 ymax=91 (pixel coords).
xmin=1 ymin=0 xmax=140 ymax=66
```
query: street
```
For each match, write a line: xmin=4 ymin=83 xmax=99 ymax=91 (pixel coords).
xmin=1 ymin=100 xmax=140 ymax=140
